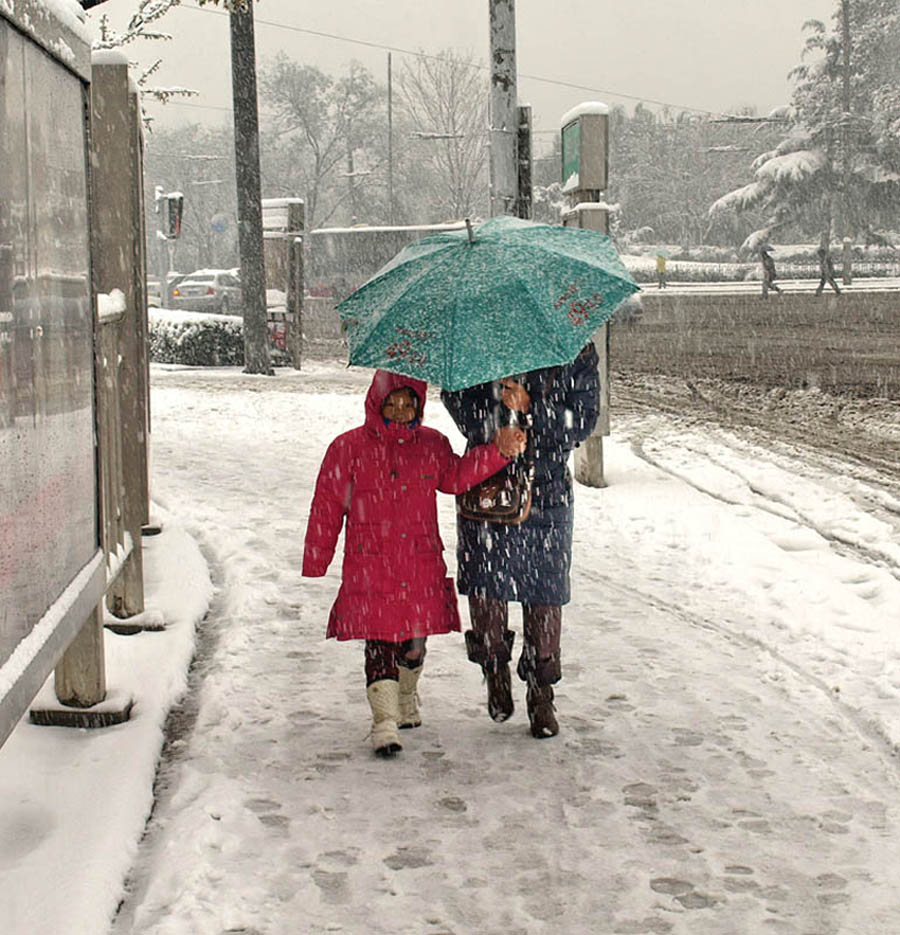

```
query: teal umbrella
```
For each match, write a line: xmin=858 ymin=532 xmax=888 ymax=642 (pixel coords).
xmin=338 ymin=214 xmax=640 ymax=391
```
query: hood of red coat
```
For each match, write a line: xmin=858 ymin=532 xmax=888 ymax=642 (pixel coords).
xmin=364 ymin=369 xmax=427 ymax=434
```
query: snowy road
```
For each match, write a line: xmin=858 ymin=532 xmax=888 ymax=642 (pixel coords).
xmin=115 ymin=362 xmax=900 ymax=935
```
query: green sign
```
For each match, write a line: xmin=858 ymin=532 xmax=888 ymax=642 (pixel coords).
xmin=561 ymin=120 xmax=581 ymax=187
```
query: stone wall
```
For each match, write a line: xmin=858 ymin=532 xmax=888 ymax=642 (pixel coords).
xmin=612 ymin=290 xmax=900 ymax=399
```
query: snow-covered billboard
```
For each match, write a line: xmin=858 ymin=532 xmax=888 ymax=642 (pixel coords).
xmin=0 ymin=17 xmax=97 ymax=717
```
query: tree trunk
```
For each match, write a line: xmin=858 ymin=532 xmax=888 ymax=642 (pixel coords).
xmin=229 ymin=4 xmax=272 ymax=375
xmin=840 ymin=0 xmax=853 ymax=284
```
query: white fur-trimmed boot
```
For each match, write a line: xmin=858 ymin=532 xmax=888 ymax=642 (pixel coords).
xmin=367 ymin=679 xmax=402 ymax=756
xmin=398 ymin=664 xmax=423 ymax=729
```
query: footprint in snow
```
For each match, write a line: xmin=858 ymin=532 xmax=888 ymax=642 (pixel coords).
xmin=623 ymin=782 xmax=658 ymax=808
xmin=437 ymin=796 xmax=467 ymax=813
xmin=243 ymin=797 xmax=281 ymax=814
xmin=383 ymin=846 xmax=434 ymax=870
xmin=311 ymin=868 xmax=350 ymax=904
xmin=672 ymin=727 xmax=704 ymax=746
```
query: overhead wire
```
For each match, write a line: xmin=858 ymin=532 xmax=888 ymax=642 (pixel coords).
xmin=174 ymin=1 xmax=724 ymax=121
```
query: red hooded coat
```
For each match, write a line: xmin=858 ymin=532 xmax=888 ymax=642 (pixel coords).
xmin=302 ymin=370 xmax=510 ymax=641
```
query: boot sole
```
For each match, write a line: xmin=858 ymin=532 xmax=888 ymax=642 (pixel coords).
xmin=530 ymin=724 xmax=559 ymax=738
xmin=375 ymin=742 xmax=402 ymax=757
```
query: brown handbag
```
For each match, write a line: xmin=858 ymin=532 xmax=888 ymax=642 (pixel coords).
xmin=458 ymin=432 xmax=534 ymax=525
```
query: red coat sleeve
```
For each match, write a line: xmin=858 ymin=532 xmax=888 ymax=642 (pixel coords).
xmin=435 ymin=434 xmax=510 ymax=495
xmin=302 ymin=436 xmax=353 ymax=576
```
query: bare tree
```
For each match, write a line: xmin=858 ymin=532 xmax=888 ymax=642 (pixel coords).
xmin=259 ymin=56 xmax=384 ymax=228
xmin=396 ymin=51 xmax=489 ymax=220
xmin=90 ymin=0 xmax=198 ymax=119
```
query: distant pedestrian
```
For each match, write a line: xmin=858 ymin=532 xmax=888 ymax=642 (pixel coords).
xmin=815 ymin=247 xmax=841 ymax=296
xmin=656 ymin=253 xmax=667 ymax=289
xmin=302 ymin=370 xmax=524 ymax=757
xmin=759 ymin=246 xmax=782 ymax=298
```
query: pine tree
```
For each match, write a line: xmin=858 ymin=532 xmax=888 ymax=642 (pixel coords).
xmin=709 ymin=0 xmax=900 ymax=251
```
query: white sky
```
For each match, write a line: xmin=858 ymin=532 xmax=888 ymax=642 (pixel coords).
xmin=89 ymin=0 xmax=836 ymax=136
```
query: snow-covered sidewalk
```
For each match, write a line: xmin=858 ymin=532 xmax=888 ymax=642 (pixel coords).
xmin=3 ymin=360 xmax=900 ymax=934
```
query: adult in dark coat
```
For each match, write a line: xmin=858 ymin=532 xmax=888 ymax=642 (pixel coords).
xmin=441 ymin=342 xmax=600 ymax=737
xmin=815 ymin=247 xmax=841 ymax=296
xmin=759 ymin=246 xmax=782 ymax=298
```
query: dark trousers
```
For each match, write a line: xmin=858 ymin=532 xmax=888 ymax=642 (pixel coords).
xmin=816 ymin=274 xmax=841 ymax=295
xmin=468 ymin=596 xmax=562 ymax=686
xmin=364 ymin=638 xmax=426 ymax=685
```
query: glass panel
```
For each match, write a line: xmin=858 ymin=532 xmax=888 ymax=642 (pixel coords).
xmin=0 ymin=24 xmax=96 ymax=667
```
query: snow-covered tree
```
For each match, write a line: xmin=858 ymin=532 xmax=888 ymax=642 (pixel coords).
xmin=710 ymin=0 xmax=900 ymax=251
xmin=606 ymin=105 xmax=777 ymax=247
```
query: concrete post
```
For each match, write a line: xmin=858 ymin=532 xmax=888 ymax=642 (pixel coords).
xmin=560 ymin=103 xmax=611 ymax=487
xmin=55 ymin=606 xmax=106 ymax=707
xmin=489 ymin=0 xmax=518 ymax=217
xmin=565 ymin=203 xmax=610 ymax=489
xmin=90 ymin=58 xmax=146 ymax=615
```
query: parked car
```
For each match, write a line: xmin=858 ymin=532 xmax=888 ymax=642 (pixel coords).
xmin=170 ymin=269 xmax=242 ymax=314
xmin=146 ymin=280 xmax=161 ymax=307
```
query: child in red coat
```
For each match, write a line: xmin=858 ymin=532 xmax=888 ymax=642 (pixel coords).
xmin=303 ymin=370 xmax=525 ymax=756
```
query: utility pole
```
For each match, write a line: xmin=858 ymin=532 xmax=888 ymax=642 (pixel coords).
xmin=387 ymin=52 xmax=395 ymax=225
xmin=153 ymin=185 xmax=169 ymax=306
xmin=840 ymin=0 xmax=853 ymax=285
xmin=229 ymin=1 xmax=272 ymax=375
xmin=516 ymin=103 xmax=533 ymax=219
xmin=488 ymin=0 xmax=517 ymax=217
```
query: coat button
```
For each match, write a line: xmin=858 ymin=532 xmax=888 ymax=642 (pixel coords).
xmin=400 ymin=532 xmax=407 ymax=539
xmin=400 ymin=581 xmax=407 ymax=588
xmin=397 ymin=438 xmax=405 ymax=444
xmin=400 ymin=484 xmax=407 ymax=491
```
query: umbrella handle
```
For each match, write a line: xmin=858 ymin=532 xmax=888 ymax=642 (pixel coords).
xmin=465 ymin=218 xmax=474 ymax=244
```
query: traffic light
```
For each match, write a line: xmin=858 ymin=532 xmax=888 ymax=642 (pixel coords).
xmin=167 ymin=193 xmax=184 ymax=238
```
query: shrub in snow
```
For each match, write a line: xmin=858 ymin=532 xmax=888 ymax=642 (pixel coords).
xmin=149 ymin=311 xmax=244 ymax=366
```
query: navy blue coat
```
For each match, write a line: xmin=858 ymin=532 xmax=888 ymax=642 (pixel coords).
xmin=441 ymin=343 xmax=600 ymax=605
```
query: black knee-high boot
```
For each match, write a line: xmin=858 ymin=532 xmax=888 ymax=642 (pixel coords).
xmin=466 ymin=596 xmax=515 ymax=722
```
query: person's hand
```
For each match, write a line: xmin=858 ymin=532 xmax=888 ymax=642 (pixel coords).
xmin=499 ymin=379 xmax=530 ymax=413
xmin=493 ymin=425 xmax=526 ymax=458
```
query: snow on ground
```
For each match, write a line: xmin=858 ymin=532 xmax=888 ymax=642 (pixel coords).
xmin=3 ymin=359 xmax=900 ymax=934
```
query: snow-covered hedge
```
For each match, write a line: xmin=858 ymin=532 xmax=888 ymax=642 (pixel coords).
xmin=149 ymin=310 xmax=244 ymax=366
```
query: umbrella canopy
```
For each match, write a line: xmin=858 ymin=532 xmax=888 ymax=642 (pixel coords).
xmin=337 ymin=215 xmax=640 ymax=391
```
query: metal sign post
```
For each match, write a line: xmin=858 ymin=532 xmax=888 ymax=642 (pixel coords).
xmin=262 ymin=198 xmax=304 ymax=368
xmin=560 ymin=102 xmax=611 ymax=488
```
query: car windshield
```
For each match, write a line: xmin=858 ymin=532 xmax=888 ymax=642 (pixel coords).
xmin=185 ymin=274 xmax=215 ymax=282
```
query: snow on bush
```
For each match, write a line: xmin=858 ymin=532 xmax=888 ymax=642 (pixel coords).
xmin=149 ymin=310 xmax=244 ymax=366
